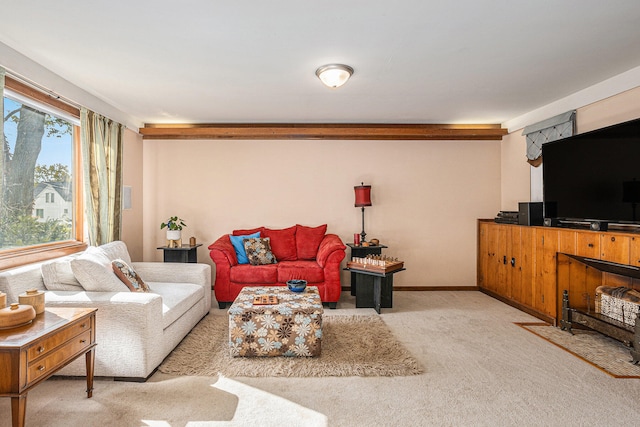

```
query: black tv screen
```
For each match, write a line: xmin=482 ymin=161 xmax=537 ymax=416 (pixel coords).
xmin=542 ymin=117 xmax=640 ymax=224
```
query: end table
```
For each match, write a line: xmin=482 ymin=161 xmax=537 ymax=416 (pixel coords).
xmin=346 ymin=243 xmax=388 ymax=295
xmin=0 ymin=307 xmax=97 ymax=427
xmin=344 ymin=267 xmax=406 ymax=314
xmin=157 ymin=243 xmax=202 ymax=263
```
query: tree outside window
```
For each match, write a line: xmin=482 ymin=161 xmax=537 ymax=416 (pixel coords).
xmin=1 ymin=96 xmax=75 ymax=249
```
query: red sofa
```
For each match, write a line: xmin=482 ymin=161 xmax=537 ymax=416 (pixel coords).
xmin=208 ymin=224 xmax=346 ymax=309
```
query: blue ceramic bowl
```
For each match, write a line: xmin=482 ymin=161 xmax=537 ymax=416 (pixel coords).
xmin=287 ymin=279 xmax=307 ymax=293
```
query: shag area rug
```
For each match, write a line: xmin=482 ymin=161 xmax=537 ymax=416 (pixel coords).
xmin=159 ymin=314 xmax=423 ymax=377
xmin=517 ymin=322 xmax=640 ymax=378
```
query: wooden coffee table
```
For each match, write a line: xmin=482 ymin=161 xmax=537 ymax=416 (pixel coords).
xmin=0 ymin=307 xmax=97 ymax=427
xmin=228 ymin=286 xmax=323 ymax=357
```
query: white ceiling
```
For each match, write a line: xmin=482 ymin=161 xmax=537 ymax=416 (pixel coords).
xmin=1 ymin=1 xmax=640 ymax=129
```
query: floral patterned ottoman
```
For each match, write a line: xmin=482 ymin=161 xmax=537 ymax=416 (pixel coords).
xmin=228 ymin=286 xmax=324 ymax=357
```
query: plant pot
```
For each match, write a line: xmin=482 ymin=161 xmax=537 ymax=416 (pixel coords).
xmin=166 ymin=230 xmax=181 ymax=241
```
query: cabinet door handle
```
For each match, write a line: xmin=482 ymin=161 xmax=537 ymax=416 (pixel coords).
xmin=588 ymin=243 xmax=594 ymax=248
xmin=37 ymin=365 xmax=45 ymax=372
xmin=503 ymin=256 xmax=507 ymax=265
xmin=79 ymin=339 xmax=87 ymax=344
xmin=511 ymin=257 xmax=516 ymax=267
xmin=611 ymin=237 xmax=616 ymax=242
xmin=37 ymin=346 xmax=45 ymax=353
xmin=80 ymin=323 xmax=86 ymax=328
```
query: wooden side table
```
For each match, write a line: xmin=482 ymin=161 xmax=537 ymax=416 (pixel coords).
xmin=0 ymin=307 xmax=97 ymax=427
xmin=346 ymin=243 xmax=388 ymax=295
xmin=157 ymin=243 xmax=202 ymax=263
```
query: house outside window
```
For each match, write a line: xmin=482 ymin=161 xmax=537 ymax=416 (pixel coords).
xmin=35 ymin=209 xmax=44 ymax=219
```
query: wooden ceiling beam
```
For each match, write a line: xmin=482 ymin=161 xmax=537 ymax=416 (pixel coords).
xmin=139 ymin=123 xmax=508 ymax=140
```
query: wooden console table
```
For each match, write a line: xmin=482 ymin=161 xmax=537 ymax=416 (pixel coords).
xmin=0 ymin=307 xmax=97 ymax=427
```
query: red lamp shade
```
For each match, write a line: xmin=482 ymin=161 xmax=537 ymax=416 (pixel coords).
xmin=354 ymin=183 xmax=372 ymax=207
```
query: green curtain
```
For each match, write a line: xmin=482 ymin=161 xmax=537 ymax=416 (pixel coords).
xmin=80 ymin=107 xmax=124 ymax=245
xmin=0 ymin=67 xmax=4 ymax=212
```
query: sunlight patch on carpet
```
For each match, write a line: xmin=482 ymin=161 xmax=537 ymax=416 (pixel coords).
xmin=211 ymin=376 xmax=328 ymax=427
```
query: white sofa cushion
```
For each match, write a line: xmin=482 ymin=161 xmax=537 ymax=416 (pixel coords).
xmin=41 ymin=258 xmax=84 ymax=291
xmin=149 ymin=282 xmax=205 ymax=329
xmin=71 ymin=246 xmax=129 ymax=292
xmin=99 ymin=240 xmax=132 ymax=264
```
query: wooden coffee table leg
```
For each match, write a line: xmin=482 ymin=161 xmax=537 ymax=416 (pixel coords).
xmin=85 ymin=348 xmax=95 ymax=398
xmin=11 ymin=394 xmax=27 ymax=427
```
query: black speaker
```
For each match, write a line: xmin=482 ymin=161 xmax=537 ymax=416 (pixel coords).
xmin=518 ymin=202 xmax=543 ymax=226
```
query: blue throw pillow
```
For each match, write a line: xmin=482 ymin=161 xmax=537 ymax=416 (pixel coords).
xmin=229 ymin=232 xmax=261 ymax=264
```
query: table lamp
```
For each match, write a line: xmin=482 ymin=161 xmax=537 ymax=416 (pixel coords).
xmin=354 ymin=182 xmax=372 ymax=244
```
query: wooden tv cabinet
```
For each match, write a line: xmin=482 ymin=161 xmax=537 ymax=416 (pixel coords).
xmin=477 ymin=219 xmax=640 ymax=324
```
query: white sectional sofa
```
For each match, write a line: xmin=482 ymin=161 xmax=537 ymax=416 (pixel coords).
xmin=0 ymin=241 xmax=211 ymax=381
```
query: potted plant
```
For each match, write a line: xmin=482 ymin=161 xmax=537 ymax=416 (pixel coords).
xmin=161 ymin=216 xmax=187 ymax=242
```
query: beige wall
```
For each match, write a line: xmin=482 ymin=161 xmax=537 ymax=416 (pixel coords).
xmin=577 ymin=85 xmax=640 ymax=133
xmin=500 ymin=131 xmax=530 ymax=211
xmin=123 ymin=86 xmax=640 ymax=291
xmin=121 ymin=128 xmax=144 ymax=261
xmin=499 ymin=86 xmax=640 ymax=212
xmin=139 ymin=139 xmax=501 ymax=288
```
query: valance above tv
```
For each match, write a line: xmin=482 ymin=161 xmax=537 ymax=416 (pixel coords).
xmin=523 ymin=110 xmax=576 ymax=163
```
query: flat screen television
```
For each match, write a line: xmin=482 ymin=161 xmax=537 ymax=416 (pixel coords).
xmin=542 ymin=117 xmax=640 ymax=225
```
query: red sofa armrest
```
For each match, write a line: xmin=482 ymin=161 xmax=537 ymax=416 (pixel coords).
xmin=208 ymin=234 xmax=238 ymax=266
xmin=316 ymin=234 xmax=346 ymax=267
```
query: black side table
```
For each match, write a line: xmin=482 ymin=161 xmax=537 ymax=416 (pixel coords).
xmin=346 ymin=243 xmax=388 ymax=295
xmin=344 ymin=267 xmax=406 ymax=314
xmin=157 ymin=244 xmax=202 ymax=263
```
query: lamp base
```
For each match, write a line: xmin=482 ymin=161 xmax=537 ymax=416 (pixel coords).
xmin=360 ymin=206 xmax=367 ymax=244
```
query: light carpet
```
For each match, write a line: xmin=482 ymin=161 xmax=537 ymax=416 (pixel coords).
xmin=517 ymin=322 xmax=640 ymax=378
xmin=159 ymin=314 xmax=423 ymax=377
xmin=4 ymin=292 xmax=640 ymax=426
xmin=0 ymin=374 xmax=327 ymax=427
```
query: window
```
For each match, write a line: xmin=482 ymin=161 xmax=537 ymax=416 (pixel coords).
xmin=1 ymin=76 xmax=85 ymax=267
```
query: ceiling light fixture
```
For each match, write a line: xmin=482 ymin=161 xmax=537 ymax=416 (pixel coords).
xmin=315 ymin=64 xmax=354 ymax=88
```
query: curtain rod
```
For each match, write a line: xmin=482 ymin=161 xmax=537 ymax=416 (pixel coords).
xmin=5 ymin=70 xmax=82 ymax=111
xmin=3 ymin=69 xmax=130 ymax=129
